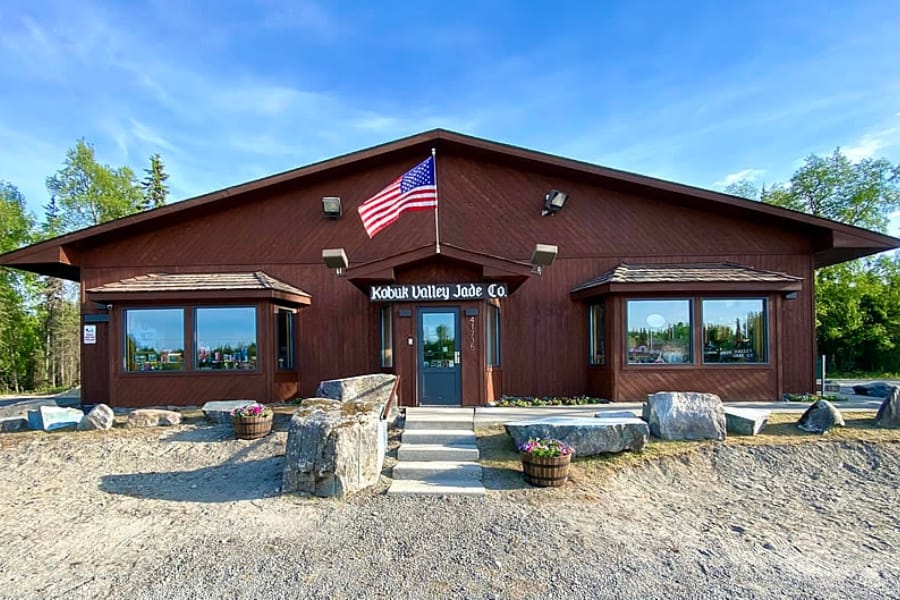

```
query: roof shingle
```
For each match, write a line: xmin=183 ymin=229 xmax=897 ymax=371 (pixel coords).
xmin=571 ymin=263 xmax=803 ymax=294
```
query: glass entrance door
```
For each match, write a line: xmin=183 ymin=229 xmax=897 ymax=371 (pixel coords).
xmin=418 ymin=308 xmax=461 ymax=406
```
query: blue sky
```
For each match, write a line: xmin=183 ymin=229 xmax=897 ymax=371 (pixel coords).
xmin=1 ymin=1 xmax=899 ymax=232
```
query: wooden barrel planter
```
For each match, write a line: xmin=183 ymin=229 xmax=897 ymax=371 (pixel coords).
xmin=521 ymin=453 xmax=572 ymax=487
xmin=232 ymin=414 xmax=273 ymax=440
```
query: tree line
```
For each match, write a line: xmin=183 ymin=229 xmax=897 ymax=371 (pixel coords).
xmin=0 ymin=140 xmax=169 ymax=393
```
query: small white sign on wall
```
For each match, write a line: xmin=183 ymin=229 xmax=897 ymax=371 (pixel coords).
xmin=83 ymin=325 xmax=97 ymax=345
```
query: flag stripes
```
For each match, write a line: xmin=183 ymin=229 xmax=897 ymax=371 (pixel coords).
xmin=358 ymin=156 xmax=437 ymax=238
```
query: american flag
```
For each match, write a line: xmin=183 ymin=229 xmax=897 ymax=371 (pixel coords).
xmin=358 ymin=156 xmax=437 ymax=238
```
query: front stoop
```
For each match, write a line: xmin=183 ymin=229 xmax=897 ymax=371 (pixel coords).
xmin=388 ymin=409 xmax=486 ymax=497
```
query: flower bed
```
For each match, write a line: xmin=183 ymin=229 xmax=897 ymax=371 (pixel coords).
xmin=491 ymin=395 xmax=604 ymax=407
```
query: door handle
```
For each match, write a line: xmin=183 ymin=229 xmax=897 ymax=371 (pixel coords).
xmin=454 ymin=351 xmax=460 ymax=363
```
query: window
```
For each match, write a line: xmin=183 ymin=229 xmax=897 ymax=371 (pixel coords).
xmin=124 ymin=308 xmax=185 ymax=372
xmin=276 ymin=309 xmax=295 ymax=370
xmin=486 ymin=304 xmax=501 ymax=367
xmin=626 ymin=299 xmax=692 ymax=364
xmin=380 ymin=306 xmax=393 ymax=368
xmin=702 ymin=299 xmax=768 ymax=363
xmin=588 ymin=301 xmax=606 ymax=365
xmin=195 ymin=307 xmax=257 ymax=371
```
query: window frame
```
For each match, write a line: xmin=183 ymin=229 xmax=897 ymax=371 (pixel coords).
xmin=380 ymin=305 xmax=393 ymax=368
xmin=193 ymin=305 xmax=259 ymax=373
xmin=701 ymin=297 xmax=769 ymax=365
xmin=276 ymin=307 xmax=296 ymax=371
xmin=486 ymin=303 xmax=501 ymax=367
xmin=122 ymin=306 xmax=187 ymax=374
xmin=588 ymin=301 xmax=606 ymax=366
xmin=624 ymin=297 xmax=694 ymax=367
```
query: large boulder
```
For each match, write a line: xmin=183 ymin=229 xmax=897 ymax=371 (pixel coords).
xmin=875 ymin=386 xmax=900 ymax=428
xmin=505 ymin=416 xmax=649 ymax=456
xmin=77 ymin=404 xmax=115 ymax=431
xmin=644 ymin=392 xmax=727 ymax=441
xmin=29 ymin=406 xmax=85 ymax=431
xmin=127 ymin=409 xmax=182 ymax=428
xmin=316 ymin=374 xmax=397 ymax=417
xmin=797 ymin=400 xmax=845 ymax=433
xmin=851 ymin=382 xmax=895 ymax=398
xmin=0 ymin=417 xmax=28 ymax=433
xmin=282 ymin=398 xmax=382 ymax=498
xmin=724 ymin=407 xmax=770 ymax=436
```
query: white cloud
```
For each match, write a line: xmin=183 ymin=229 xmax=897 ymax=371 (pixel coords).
xmin=842 ymin=134 xmax=886 ymax=161
xmin=714 ymin=168 xmax=766 ymax=188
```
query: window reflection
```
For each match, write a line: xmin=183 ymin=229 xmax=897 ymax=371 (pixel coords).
xmin=125 ymin=309 xmax=185 ymax=372
xmin=626 ymin=300 xmax=692 ymax=364
xmin=486 ymin=305 xmax=501 ymax=367
xmin=422 ymin=313 xmax=456 ymax=368
xmin=277 ymin=309 xmax=294 ymax=370
xmin=195 ymin=307 xmax=257 ymax=371
xmin=589 ymin=302 xmax=605 ymax=365
xmin=702 ymin=299 xmax=767 ymax=363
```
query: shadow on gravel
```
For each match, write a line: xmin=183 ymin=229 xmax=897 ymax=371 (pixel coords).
xmin=99 ymin=456 xmax=284 ymax=502
xmin=160 ymin=426 xmax=233 ymax=443
xmin=482 ymin=466 xmax=531 ymax=490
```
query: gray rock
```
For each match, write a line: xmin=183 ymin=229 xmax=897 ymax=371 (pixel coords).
xmin=594 ymin=410 xmax=639 ymax=419
xmin=29 ymin=406 xmax=85 ymax=431
xmin=797 ymin=399 xmax=845 ymax=433
xmin=851 ymin=382 xmax=895 ymax=398
xmin=77 ymin=404 xmax=115 ymax=431
xmin=202 ymin=400 xmax=256 ymax=424
xmin=0 ymin=417 xmax=28 ymax=433
xmin=724 ymin=407 xmax=770 ymax=436
xmin=505 ymin=416 xmax=649 ymax=456
xmin=127 ymin=409 xmax=182 ymax=428
xmin=282 ymin=398 xmax=382 ymax=497
xmin=644 ymin=392 xmax=727 ymax=441
xmin=316 ymin=374 xmax=397 ymax=417
xmin=875 ymin=386 xmax=900 ymax=428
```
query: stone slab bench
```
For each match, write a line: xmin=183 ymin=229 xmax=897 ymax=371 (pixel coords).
xmin=505 ymin=416 xmax=649 ymax=456
xmin=201 ymin=400 xmax=256 ymax=424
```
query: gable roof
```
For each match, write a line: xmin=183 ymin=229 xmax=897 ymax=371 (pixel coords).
xmin=571 ymin=262 xmax=803 ymax=298
xmin=2 ymin=128 xmax=898 ymax=280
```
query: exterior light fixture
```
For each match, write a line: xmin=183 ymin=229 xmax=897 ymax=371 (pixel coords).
xmin=530 ymin=243 xmax=558 ymax=274
xmin=784 ymin=291 xmax=798 ymax=300
xmin=322 ymin=196 xmax=342 ymax=218
xmin=322 ymin=248 xmax=349 ymax=276
xmin=541 ymin=190 xmax=568 ymax=216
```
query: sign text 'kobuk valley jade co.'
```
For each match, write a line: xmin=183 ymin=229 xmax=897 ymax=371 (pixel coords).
xmin=369 ymin=282 xmax=508 ymax=302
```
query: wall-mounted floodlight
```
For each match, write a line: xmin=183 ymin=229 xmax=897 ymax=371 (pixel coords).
xmin=531 ymin=243 xmax=558 ymax=274
xmin=322 ymin=196 xmax=342 ymax=218
xmin=541 ymin=190 xmax=568 ymax=216
xmin=784 ymin=291 xmax=798 ymax=300
xmin=322 ymin=248 xmax=349 ymax=276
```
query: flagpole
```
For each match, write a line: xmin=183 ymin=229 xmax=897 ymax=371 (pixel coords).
xmin=432 ymin=147 xmax=440 ymax=254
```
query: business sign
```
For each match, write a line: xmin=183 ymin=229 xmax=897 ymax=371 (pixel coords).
xmin=370 ymin=282 xmax=508 ymax=302
xmin=83 ymin=325 xmax=97 ymax=345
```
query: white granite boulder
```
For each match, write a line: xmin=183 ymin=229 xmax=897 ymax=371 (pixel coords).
xmin=723 ymin=407 xmax=770 ymax=436
xmin=282 ymin=398 xmax=382 ymax=498
xmin=644 ymin=392 xmax=727 ymax=441
xmin=505 ymin=416 xmax=649 ymax=456
xmin=797 ymin=399 xmax=845 ymax=433
xmin=316 ymin=374 xmax=397 ymax=417
xmin=202 ymin=400 xmax=256 ymax=424
xmin=875 ymin=386 xmax=900 ymax=428
xmin=30 ymin=406 xmax=85 ymax=431
xmin=127 ymin=409 xmax=182 ymax=428
xmin=78 ymin=404 xmax=115 ymax=431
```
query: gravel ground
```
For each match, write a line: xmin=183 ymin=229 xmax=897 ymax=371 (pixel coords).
xmin=0 ymin=425 xmax=898 ymax=599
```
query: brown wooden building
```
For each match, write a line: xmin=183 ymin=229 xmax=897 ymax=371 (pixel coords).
xmin=2 ymin=130 xmax=898 ymax=408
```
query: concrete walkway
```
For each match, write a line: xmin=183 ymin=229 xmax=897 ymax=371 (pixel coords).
xmin=388 ymin=407 xmax=486 ymax=496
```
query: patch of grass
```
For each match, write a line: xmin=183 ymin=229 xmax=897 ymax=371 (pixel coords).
xmin=782 ymin=393 xmax=846 ymax=402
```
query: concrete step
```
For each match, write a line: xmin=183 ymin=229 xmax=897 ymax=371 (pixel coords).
xmin=398 ymin=444 xmax=480 ymax=462
xmin=404 ymin=416 xmax=474 ymax=431
xmin=401 ymin=429 xmax=476 ymax=445
xmin=392 ymin=461 xmax=482 ymax=481
xmin=387 ymin=479 xmax=486 ymax=497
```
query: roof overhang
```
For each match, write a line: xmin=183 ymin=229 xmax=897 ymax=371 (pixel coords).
xmin=344 ymin=243 xmax=535 ymax=293
xmin=86 ymin=272 xmax=312 ymax=307
xmin=571 ymin=263 xmax=804 ymax=300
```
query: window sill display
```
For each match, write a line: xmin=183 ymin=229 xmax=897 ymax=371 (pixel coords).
xmin=518 ymin=438 xmax=574 ymax=487
xmin=230 ymin=403 xmax=273 ymax=440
